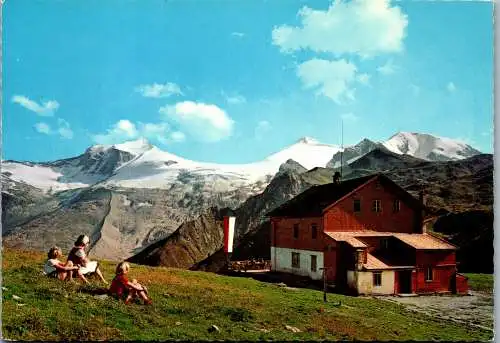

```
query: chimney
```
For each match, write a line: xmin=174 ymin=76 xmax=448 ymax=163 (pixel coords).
xmin=333 ymin=171 xmax=341 ymax=185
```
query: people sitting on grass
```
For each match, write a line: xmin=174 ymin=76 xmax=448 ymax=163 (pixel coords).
xmin=43 ymin=246 xmax=89 ymax=284
xmin=109 ymin=262 xmax=152 ymax=305
xmin=67 ymin=234 xmax=108 ymax=285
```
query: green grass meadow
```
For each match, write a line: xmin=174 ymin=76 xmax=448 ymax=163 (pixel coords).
xmin=1 ymin=248 xmax=493 ymax=341
xmin=463 ymin=273 xmax=493 ymax=294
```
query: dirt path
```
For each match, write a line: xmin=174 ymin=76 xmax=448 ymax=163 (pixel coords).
xmin=376 ymin=291 xmax=493 ymax=332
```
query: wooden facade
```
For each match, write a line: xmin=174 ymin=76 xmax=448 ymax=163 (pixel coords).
xmin=268 ymin=173 xmax=468 ymax=295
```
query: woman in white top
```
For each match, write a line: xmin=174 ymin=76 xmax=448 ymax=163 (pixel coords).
xmin=67 ymin=235 xmax=108 ymax=284
xmin=43 ymin=246 xmax=88 ymax=283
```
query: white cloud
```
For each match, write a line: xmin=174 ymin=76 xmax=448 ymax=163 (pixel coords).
xmin=93 ymin=119 xmax=139 ymax=144
xmin=227 ymin=96 xmax=246 ymax=104
xmin=57 ymin=118 xmax=74 ymax=139
xmin=156 ymin=131 xmax=186 ymax=145
xmin=447 ymin=82 xmax=456 ymax=92
xmin=160 ymin=101 xmax=234 ymax=142
xmin=138 ymin=122 xmax=170 ymax=136
xmin=357 ymin=73 xmax=371 ymax=86
xmin=222 ymin=91 xmax=247 ymax=105
xmin=93 ymin=118 xmax=189 ymax=145
xmin=340 ymin=113 xmax=359 ymax=122
xmin=33 ymin=119 xmax=74 ymax=139
xmin=255 ymin=120 xmax=271 ymax=140
xmin=135 ymin=82 xmax=183 ymax=98
xmin=296 ymin=58 xmax=358 ymax=104
xmin=12 ymin=95 xmax=59 ymax=116
xmin=231 ymin=32 xmax=245 ymax=38
xmin=170 ymin=131 xmax=186 ymax=143
xmin=34 ymin=122 xmax=51 ymax=135
xmin=272 ymin=0 xmax=408 ymax=57
xmin=377 ymin=59 xmax=397 ymax=75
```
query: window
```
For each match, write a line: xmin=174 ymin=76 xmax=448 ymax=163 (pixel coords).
xmin=425 ymin=267 xmax=433 ymax=282
xmin=292 ymin=252 xmax=300 ymax=268
xmin=373 ymin=272 xmax=382 ymax=286
xmin=353 ymin=199 xmax=361 ymax=213
xmin=393 ymin=199 xmax=400 ymax=213
xmin=311 ymin=255 xmax=317 ymax=272
xmin=372 ymin=200 xmax=382 ymax=212
xmin=381 ymin=238 xmax=389 ymax=249
xmin=311 ymin=224 xmax=318 ymax=239
xmin=293 ymin=224 xmax=299 ymax=239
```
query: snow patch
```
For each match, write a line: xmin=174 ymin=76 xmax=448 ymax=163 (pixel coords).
xmin=383 ymin=132 xmax=477 ymax=161
xmin=113 ymin=138 xmax=153 ymax=155
xmin=2 ymin=162 xmax=89 ymax=192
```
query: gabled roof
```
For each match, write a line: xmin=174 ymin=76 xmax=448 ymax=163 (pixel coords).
xmin=266 ymin=174 xmax=375 ymax=217
xmin=267 ymin=173 xmax=422 ymax=218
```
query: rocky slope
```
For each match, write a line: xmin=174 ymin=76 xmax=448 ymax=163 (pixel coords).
xmin=2 ymin=184 xmax=249 ymax=260
xmin=129 ymin=163 xmax=336 ymax=268
xmin=183 ymin=153 xmax=493 ymax=273
xmin=327 ymin=138 xmax=383 ymax=168
xmin=433 ymin=210 xmax=493 ymax=273
xmin=2 ymin=132 xmax=486 ymax=262
xmin=127 ymin=207 xmax=233 ymax=268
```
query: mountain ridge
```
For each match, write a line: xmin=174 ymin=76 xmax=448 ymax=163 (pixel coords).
xmin=2 ymin=132 xmax=481 ymax=194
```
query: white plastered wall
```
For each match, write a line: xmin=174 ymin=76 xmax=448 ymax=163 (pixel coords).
xmin=347 ymin=270 xmax=395 ymax=295
xmin=270 ymin=247 xmax=324 ymax=280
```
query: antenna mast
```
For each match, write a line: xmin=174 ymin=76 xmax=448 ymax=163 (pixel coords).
xmin=340 ymin=119 xmax=344 ymax=180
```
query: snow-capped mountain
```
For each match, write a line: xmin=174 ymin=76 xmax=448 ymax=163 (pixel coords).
xmin=326 ymin=132 xmax=482 ymax=168
xmin=2 ymin=137 xmax=341 ymax=193
xmin=2 ymin=132 xmax=488 ymax=261
xmin=327 ymin=138 xmax=383 ymax=168
xmin=2 ymin=132 xmax=481 ymax=195
xmin=382 ymin=132 xmax=481 ymax=161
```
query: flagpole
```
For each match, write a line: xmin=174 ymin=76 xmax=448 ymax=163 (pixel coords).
xmin=340 ymin=119 xmax=344 ymax=180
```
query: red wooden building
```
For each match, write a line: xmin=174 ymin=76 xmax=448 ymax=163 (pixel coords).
xmin=267 ymin=173 xmax=468 ymax=295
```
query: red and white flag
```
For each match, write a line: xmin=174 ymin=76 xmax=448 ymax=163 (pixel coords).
xmin=223 ymin=216 xmax=236 ymax=253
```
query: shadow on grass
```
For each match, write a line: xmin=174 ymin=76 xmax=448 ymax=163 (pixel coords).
xmin=220 ymin=271 xmax=357 ymax=297
xmin=78 ymin=284 xmax=109 ymax=295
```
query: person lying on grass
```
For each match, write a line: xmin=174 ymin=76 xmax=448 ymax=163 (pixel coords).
xmin=43 ymin=246 xmax=89 ymax=284
xmin=109 ymin=262 xmax=152 ymax=305
xmin=67 ymin=234 xmax=108 ymax=285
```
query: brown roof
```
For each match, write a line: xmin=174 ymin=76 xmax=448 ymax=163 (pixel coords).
xmin=364 ymin=253 xmax=390 ymax=269
xmin=266 ymin=173 xmax=424 ymax=218
xmin=325 ymin=231 xmax=386 ymax=248
xmin=392 ymin=233 xmax=457 ymax=250
xmin=324 ymin=231 xmax=456 ymax=250
xmin=363 ymin=253 xmax=415 ymax=270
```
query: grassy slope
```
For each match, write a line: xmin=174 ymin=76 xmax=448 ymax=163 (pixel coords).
xmin=464 ymin=273 xmax=494 ymax=294
xmin=2 ymin=248 xmax=492 ymax=341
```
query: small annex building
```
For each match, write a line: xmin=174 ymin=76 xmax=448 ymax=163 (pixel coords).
xmin=267 ymin=173 xmax=468 ymax=295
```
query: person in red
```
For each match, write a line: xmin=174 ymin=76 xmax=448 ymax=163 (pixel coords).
xmin=67 ymin=234 xmax=107 ymax=284
xmin=43 ymin=246 xmax=88 ymax=283
xmin=109 ymin=262 xmax=152 ymax=305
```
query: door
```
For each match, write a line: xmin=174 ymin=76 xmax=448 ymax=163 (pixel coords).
xmin=398 ymin=270 xmax=413 ymax=294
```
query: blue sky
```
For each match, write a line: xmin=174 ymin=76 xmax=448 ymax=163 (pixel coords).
xmin=3 ymin=0 xmax=494 ymax=163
